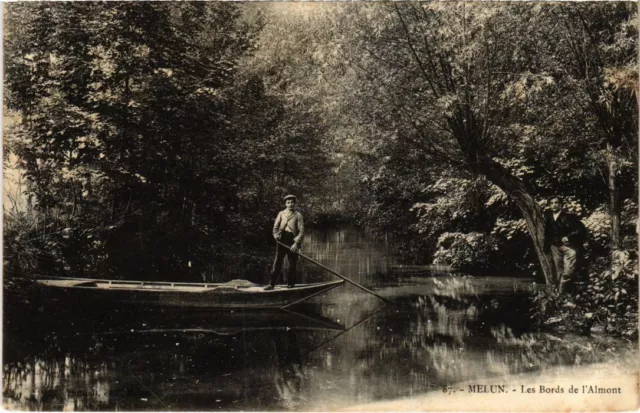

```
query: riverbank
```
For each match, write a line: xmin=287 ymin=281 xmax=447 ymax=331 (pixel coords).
xmin=341 ymin=355 xmax=639 ymax=412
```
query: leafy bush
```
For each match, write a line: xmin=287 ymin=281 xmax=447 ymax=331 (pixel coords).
xmin=583 ymin=206 xmax=611 ymax=251
xmin=433 ymin=232 xmax=499 ymax=271
xmin=532 ymin=250 xmax=638 ymax=338
xmin=588 ymin=250 xmax=639 ymax=337
xmin=430 ymin=218 xmax=536 ymax=274
xmin=582 ymin=200 xmax=637 ymax=253
xmin=4 ymin=209 xmax=43 ymax=278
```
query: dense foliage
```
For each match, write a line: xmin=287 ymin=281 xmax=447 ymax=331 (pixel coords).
xmin=304 ymin=2 xmax=637 ymax=335
xmin=4 ymin=3 xmax=330 ymax=281
xmin=3 ymin=3 xmax=638 ymax=336
xmin=533 ymin=251 xmax=638 ymax=338
xmin=312 ymin=3 xmax=638 ymax=281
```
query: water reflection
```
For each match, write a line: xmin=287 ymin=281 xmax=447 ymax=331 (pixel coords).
xmin=3 ymin=227 xmax=635 ymax=411
xmin=298 ymin=227 xmax=398 ymax=285
xmin=3 ymin=357 xmax=112 ymax=411
xmin=272 ymin=331 xmax=304 ymax=409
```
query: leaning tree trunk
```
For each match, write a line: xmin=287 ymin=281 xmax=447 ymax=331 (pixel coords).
xmin=606 ymin=143 xmax=622 ymax=251
xmin=477 ymin=157 xmax=556 ymax=284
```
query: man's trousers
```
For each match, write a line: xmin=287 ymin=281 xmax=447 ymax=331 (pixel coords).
xmin=270 ymin=232 xmax=298 ymax=287
xmin=551 ymin=244 xmax=577 ymax=291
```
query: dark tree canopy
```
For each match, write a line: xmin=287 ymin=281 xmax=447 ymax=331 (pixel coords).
xmin=3 ymin=2 xmax=638 ymax=287
xmin=4 ymin=2 xmax=330 ymax=280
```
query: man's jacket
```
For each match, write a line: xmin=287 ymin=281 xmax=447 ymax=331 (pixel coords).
xmin=544 ymin=211 xmax=586 ymax=251
xmin=273 ymin=210 xmax=305 ymax=244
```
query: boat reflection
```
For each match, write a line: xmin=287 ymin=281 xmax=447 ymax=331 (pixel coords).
xmin=4 ymin=286 xmax=634 ymax=412
xmin=2 ymin=307 xmax=345 ymax=411
xmin=4 ymin=226 xmax=634 ymax=411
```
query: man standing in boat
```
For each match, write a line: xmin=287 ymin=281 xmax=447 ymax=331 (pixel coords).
xmin=265 ymin=195 xmax=305 ymax=290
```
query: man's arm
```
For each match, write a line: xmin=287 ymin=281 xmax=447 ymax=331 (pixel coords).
xmin=293 ymin=213 xmax=305 ymax=244
xmin=273 ymin=212 xmax=282 ymax=239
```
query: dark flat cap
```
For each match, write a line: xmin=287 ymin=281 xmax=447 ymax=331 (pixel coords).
xmin=283 ymin=194 xmax=297 ymax=201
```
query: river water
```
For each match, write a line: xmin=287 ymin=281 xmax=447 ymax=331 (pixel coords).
xmin=2 ymin=227 xmax=634 ymax=411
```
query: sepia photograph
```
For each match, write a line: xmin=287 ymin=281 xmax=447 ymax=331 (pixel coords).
xmin=2 ymin=1 xmax=639 ymax=411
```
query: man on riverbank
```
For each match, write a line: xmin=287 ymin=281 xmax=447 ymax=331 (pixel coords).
xmin=265 ymin=195 xmax=305 ymax=290
xmin=544 ymin=197 xmax=587 ymax=292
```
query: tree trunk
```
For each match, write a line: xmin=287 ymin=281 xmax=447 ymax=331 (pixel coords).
xmin=606 ymin=144 xmax=622 ymax=250
xmin=477 ymin=157 xmax=556 ymax=284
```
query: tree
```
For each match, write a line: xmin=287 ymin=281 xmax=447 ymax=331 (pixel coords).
xmin=4 ymin=3 xmax=330 ymax=279
xmin=317 ymin=3 xmax=560 ymax=282
xmin=544 ymin=4 xmax=638 ymax=251
xmin=241 ymin=5 xmax=337 ymax=216
xmin=313 ymin=3 xmax=637 ymax=283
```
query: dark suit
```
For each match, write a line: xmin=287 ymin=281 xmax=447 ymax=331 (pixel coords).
xmin=544 ymin=210 xmax=586 ymax=290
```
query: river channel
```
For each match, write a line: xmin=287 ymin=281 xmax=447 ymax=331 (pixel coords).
xmin=2 ymin=227 xmax=634 ymax=411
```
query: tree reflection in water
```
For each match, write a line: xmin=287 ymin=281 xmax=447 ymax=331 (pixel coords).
xmin=3 ymin=356 xmax=112 ymax=411
xmin=4 ymin=287 xmax=635 ymax=411
xmin=272 ymin=331 xmax=304 ymax=409
xmin=4 ymin=227 xmax=635 ymax=411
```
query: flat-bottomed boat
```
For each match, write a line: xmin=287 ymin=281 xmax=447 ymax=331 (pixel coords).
xmin=36 ymin=277 xmax=344 ymax=309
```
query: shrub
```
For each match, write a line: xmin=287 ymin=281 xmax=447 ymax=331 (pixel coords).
xmin=532 ymin=250 xmax=638 ymax=338
xmin=433 ymin=232 xmax=498 ymax=271
xmin=582 ymin=206 xmax=611 ymax=252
